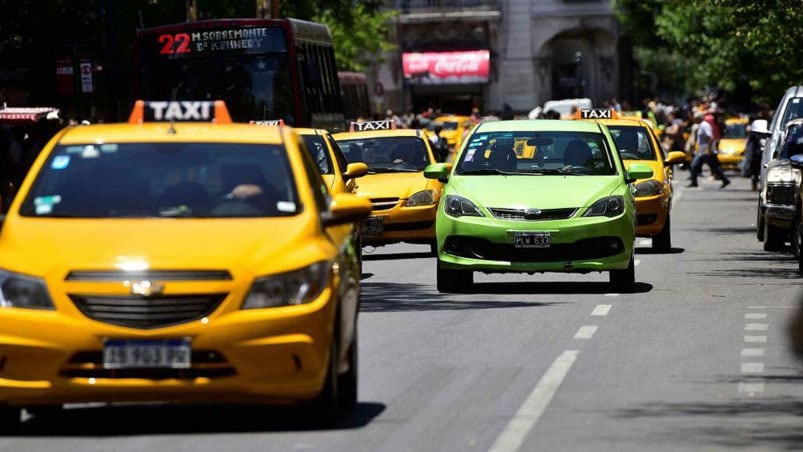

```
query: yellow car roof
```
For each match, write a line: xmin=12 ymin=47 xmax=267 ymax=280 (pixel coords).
xmin=57 ymin=122 xmax=287 ymax=145
xmin=332 ymin=128 xmax=423 ymax=141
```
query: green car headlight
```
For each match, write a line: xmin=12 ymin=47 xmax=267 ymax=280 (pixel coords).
xmin=406 ymin=189 xmax=435 ymax=207
xmin=582 ymin=196 xmax=625 ymax=218
xmin=0 ymin=269 xmax=55 ymax=310
xmin=633 ymin=180 xmax=663 ymax=197
xmin=444 ymin=195 xmax=484 ymax=217
xmin=242 ymin=261 xmax=332 ymax=309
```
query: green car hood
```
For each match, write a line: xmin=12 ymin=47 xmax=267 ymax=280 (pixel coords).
xmin=447 ymin=175 xmax=624 ymax=210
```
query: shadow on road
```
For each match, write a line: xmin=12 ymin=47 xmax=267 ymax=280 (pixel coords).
xmin=636 ymin=247 xmax=685 ymax=255
xmin=690 ymin=251 xmax=802 ymax=280
xmin=11 ymin=401 xmax=386 ymax=436
xmin=612 ymin=397 xmax=803 ymax=449
xmin=363 ymin=251 xmax=433 ymax=261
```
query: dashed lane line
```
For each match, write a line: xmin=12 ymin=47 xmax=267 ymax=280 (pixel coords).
xmin=745 ymin=336 xmax=767 ymax=343
xmin=591 ymin=305 xmax=611 ymax=316
xmin=573 ymin=326 xmax=598 ymax=339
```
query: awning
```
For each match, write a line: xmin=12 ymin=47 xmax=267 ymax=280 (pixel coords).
xmin=0 ymin=107 xmax=60 ymax=125
xmin=402 ymin=50 xmax=490 ymax=85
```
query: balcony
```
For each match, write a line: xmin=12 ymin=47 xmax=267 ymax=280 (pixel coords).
xmin=395 ymin=0 xmax=500 ymax=24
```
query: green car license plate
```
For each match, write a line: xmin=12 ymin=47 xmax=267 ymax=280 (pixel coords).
xmin=362 ymin=216 xmax=384 ymax=238
xmin=512 ymin=231 xmax=551 ymax=248
xmin=103 ymin=338 xmax=191 ymax=369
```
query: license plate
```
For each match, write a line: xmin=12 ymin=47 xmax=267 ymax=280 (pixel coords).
xmin=103 ymin=338 xmax=191 ymax=369
xmin=513 ymin=231 xmax=551 ymax=248
xmin=361 ymin=216 xmax=384 ymax=238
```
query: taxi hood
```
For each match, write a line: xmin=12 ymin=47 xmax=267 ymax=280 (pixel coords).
xmin=0 ymin=216 xmax=329 ymax=278
xmin=355 ymin=172 xmax=429 ymax=199
xmin=448 ymin=175 xmax=624 ymax=210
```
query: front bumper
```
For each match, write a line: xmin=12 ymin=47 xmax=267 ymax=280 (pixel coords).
xmin=436 ymin=211 xmax=634 ymax=273
xmin=765 ymin=203 xmax=796 ymax=228
xmin=634 ymin=194 xmax=669 ymax=236
xmin=717 ymin=153 xmax=743 ymax=170
xmin=0 ymin=293 xmax=335 ymax=407
xmin=362 ymin=202 xmax=437 ymax=245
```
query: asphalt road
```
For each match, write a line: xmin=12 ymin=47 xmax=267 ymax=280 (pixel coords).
xmin=3 ymin=171 xmax=803 ymax=452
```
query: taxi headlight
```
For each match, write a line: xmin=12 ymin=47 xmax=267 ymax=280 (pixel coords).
xmin=0 ymin=270 xmax=54 ymax=310
xmin=242 ymin=262 xmax=332 ymax=309
xmin=633 ymin=180 xmax=663 ymax=197
xmin=406 ymin=190 xmax=436 ymax=207
xmin=444 ymin=195 xmax=484 ymax=217
xmin=582 ymin=196 xmax=625 ymax=218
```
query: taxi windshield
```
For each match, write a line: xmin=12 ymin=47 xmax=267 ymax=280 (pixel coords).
xmin=456 ymin=131 xmax=617 ymax=176
xmin=20 ymin=143 xmax=300 ymax=218
xmin=337 ymin=136 xmax=430 ymax=172
xmin=607 ymin=125 xmax=657 ymax=160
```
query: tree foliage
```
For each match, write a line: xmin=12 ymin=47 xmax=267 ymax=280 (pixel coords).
xmin=613 ymin=0 xmax=803 ymax=106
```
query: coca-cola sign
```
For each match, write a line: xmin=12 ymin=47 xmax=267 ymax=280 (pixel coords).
xmin=402 ymin=50 xmax=490 ymax=85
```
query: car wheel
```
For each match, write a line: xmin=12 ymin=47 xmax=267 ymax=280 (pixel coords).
xmin=436 ymin=260 xmax=473 ymax=293
xmin=757 ymin=202 xmax=765 ymax=242
xmin=764 ymin=221 xmax=785 ymax=252
xmin=609 ymin=255 xmax=635 ymax=293
xmin=310 ymin=315 xmax=348 ymax=426
xmin=0 ymin=406 xmax=20 ymax=434
xmin=338 ymin=322 xmax=358 ymax=414
xmin=793 ymin=215 xmax=802 ymax=259
xmin=652 ymin=215 xmax=671 ymax=252
xmin=429 ymin=240 xmax=438 ymax=257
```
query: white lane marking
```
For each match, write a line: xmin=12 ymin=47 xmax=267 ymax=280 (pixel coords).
xmin=634 ymin=259 xmax=642 ymax=266
xmin=745 ymin=336 xmax=767 ymax=343
xmin=638 ymin=239 xmax=650 ymax=246
xmin=741 ymin=348 xmax=765 ymax=357
xmin=487 ymin=350 xmax=579 ymax=452
xmin=573 ymin=326 xmax=598 ymax=339
xmin=745 ymin=313 xmax=768 ymax=320
xmin=591 ymin=305 xmax=611 ymax=316
xmin=738 ymin=382 xmax=765 ymax=394
xmin=745 ymin=323 xmax=769 ymax=331
xmin=741 ymin=363 xmax=765 ymax=373
xmin=603 ymin=293 xmax=619 ymax=297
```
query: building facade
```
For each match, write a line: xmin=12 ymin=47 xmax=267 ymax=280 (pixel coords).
xmin=377 ymin=0 xmax=630 ymax=116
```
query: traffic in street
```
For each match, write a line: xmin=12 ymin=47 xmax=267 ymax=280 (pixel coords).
xmin=1 ymin=174 xmax=802 ymax=451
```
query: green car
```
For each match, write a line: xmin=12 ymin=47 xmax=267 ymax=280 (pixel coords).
xmin=424 ymin=119 xmax=653 ymax=293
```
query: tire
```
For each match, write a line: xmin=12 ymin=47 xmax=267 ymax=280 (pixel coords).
xmin=0 ymin=406 xmax=20 ymax=434
xmin=310 ymin=311 xmax=354 ymax=426
xmin=793 ymin=215 xmax=802 ymax=259
xmin=429 ymin=240 xmax=438 ymax=257
xmin=436 ymin=260 xmax=473 ymax=293
xmin=757 ymin=203 xmax=765 ymax=242
xmin=652 ymin=214 xmax=671 ymax=252
xmin=609 ymin=255 xmax=635 ymax=293
xmin=338 ymin=322 xmax=358 ymax=414
xmin=763 ymin=220 xmax=785 ymax=252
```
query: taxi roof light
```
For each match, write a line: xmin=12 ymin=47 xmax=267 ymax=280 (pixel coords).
xmin=128 ymin=100 xmax=232 ymax=124
xmin=576 ymin=108 xmax=618 ymax=120
xmin=349 ymin=119 xmax=397 ymax=132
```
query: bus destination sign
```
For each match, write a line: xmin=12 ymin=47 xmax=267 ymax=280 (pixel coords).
xmin=154 ymin=27 xmax=286 ymax=56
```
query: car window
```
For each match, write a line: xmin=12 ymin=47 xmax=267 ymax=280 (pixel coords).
xmin=20 ymin=143 xmax=300 ymax=218
xmin=456 ymin=131 xmax=617 ymax=176
xmin=325 ymin=134 xmax=349 ymax=174
xmin=607 ymin=125 xmax=657 ymax=160
xmin=300 ymin=134 xmax=334 ymax=175
xmin=336 ymin=136 xmax=431 ymax=172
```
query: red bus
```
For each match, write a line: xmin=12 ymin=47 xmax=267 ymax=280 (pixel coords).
xmin=338 ymin=71 xmax=371 ymax=123
xmin=134 ymin=18 xmax=345 ymax=130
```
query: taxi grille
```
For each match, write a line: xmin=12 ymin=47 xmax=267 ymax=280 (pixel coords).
xmin=370 ymin=197 xmax=399 ymax=211
xmin=766 ymin=183 xmax=796 ymax=205
xmin=65 ymin=270 xmax=232 ymax=281
xmin=60 ymin=350 xmax=236 ymax=380
xmin=70 ymin=294 xmax=226 ymax=329
xmin=443 ymin=235 xmax=624 ymax=262
xmin=488 ymin=207 xmax=578 ymax=221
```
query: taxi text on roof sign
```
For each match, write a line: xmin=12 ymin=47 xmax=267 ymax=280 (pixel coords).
xmin=128 ymin=100 xmax=232 ymax=124
xmin=349 ymin=119 xmax=396 ymax=132
xmin=578 ymin=108 xmax=618 ymax=120
xmin=250 ymin=119 xmax=285 ymax=126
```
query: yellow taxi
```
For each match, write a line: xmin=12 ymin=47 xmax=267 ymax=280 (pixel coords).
xmin=432 ymin=114 xmax=473 ymax=150
xmin=578 ymin=109 xmax=686 ymax=251
xmin=333 ymin=120 xmax=444 ymax=254
xmin=717 ymin=116 xmax=749 ymax=170
xmin=0 ymin=100 xmax=371 ymax=428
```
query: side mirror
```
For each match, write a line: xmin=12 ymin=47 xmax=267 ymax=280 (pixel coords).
xmin=790 ymin=154 xmax=803 ymax=169
xmin=625 ymin=163 xmax=653 ymax=183
xmin=344 ymin=162 xmax=368 ymax=179
xmin=322 ymin=193 xmax=372 ymax=227
xmin=424 ymin=163 xmax=452 ymax=182
xmin=664 ymin=151 xmax=686 ymax=166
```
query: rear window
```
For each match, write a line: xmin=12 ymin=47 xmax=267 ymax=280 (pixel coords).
xmin=20 ymin=143 xmax=299 ymax=218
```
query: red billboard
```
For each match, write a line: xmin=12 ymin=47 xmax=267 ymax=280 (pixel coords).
xmin=402 ymin=50 xmax=490 ymax=85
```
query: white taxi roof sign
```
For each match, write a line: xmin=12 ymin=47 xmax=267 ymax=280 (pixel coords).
xmin=128 ymin=100 xmax=232 ymax=124
xmin=577 ymin=108 xmax=618 ymax=120
xmin=250 ymin=119 xmax=285 ymax=126
xmin=349 ymin=119 xmax=396 ymax=132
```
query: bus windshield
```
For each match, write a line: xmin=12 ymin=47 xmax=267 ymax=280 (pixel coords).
xmin=137 ymin=54 xmax=294 ymax=124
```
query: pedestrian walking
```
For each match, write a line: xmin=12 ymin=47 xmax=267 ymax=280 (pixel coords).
xmin=742 ymin=119 xmax=771 ymax=191
xmin=689 ymin=112 xmax=730 ymax=188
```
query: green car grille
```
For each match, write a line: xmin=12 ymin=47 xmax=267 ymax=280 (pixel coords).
xmin=488 ymin=207 xmax=578 ymax=221
xmin=444 ymin=235 xmax=625 ymax=262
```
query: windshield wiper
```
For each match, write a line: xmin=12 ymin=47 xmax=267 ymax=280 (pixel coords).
xmin=459 ymin=168 xmax=516 ymax=175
